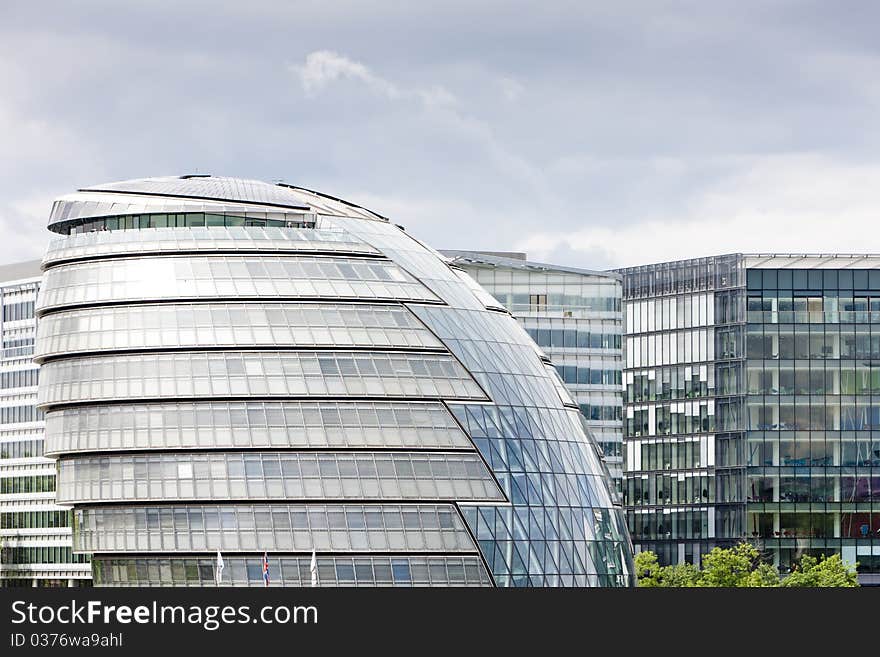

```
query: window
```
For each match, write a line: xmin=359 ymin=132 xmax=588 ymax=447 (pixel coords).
xmin=529 ymin=294 xmax=547 ymax=311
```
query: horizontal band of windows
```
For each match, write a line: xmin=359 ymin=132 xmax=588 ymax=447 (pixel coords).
xmin=56 ymin=451 xmax=505 ymax=505
xmin=47 ymin=191 xmax=322 ymax=227
xmin=524 ymin=327 xmax=622 ymax=350
xmin=36 ymin=255 xmax=439 ymax=314
xmin=598 ymin=442 xmax=623 ymax=458
xmin=748 ymin=511 xmax=880 ymax=543
xmin=44 ymin=400 xmax=472 ymax=456
xmin=745 ymin=365 xmax=880 ymax=396
xmin=554 ymin=364 xmax=622 ymax=386
xmin=0 ymin=509 xmax=70 ymax=529
xmin=627 ymin=509 xmax=710 ymax=540
xmin=35 ymin=302 xmax=443 ymax=360
xmin=44 ymin=225 xmax=379 ymax=265
xmin=577 ymin=403 xmax=623 ymax=422
xmin=54 ymin=212 xmax=315 ymax=236
xmin=92 ymin=555 xmax=492 ymax=587
xmin=745 ymin=436 xmax=879 ymax=468
xmin=0 ymin=368 xmax=40 ymax=390
xmin=2 ymin=342 xmax=35 ymax=360
xmin=746 ymin=474 xmax=880 ymax=503
xmin=746 ymin=402 xmax=880 ymax=432
xmin=2 ymin=546 xmax=89 ymax=565
xmin=0 ymin=406 xmax=43 ymax=425
xmin=623 ymin=474 xmax=715 ymax=507
xmin=0 ymin=475 xmax=55 ymax=495
xmin=626 ymin=363 xmax=715 ymax=403
xmin=36 ymin=351 xmax=488 ymax=407
xmin=3 ymin=300 xmax=35 ymax=322
xmin=489 ymin=292 xmax=620 ymax=313
xmin=0 ymin=439 xmax=44 ymax=459
xmin=630 ymin=439 xmax=705 ymax=471
xmin=73 ymin=503 xmax=476 ymax=554
xmin=748 ymin=311 xmax=880 ymax=325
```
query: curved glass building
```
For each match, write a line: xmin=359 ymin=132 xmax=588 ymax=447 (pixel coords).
xmin=36 ymin=176 xmax=632 ymax=587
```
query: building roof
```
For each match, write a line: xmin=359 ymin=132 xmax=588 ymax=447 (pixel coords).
xmin=49 ymin=175 xmax=387 ymax=230
xmin=742 ymin=253 xmax=880 ymax=269
xmin=441 ymin=249 xmax=622 ymax=280
xmin=615 ymin=253 xmax=880 ymax=273
xmin=0 ymin=259 xmax=42 ymax=284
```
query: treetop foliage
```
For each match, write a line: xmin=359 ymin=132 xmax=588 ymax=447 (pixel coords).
xmin=635 ymin=543 xmax=859 ymax=587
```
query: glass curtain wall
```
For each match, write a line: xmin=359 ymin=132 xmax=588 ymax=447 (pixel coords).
xmin=746 ymin=263 xmax=880 ymax=579
xmin=620 ymin=255 xmax=746 ymax=566
xmin=442 ymin=252 xmax=624 ymax=491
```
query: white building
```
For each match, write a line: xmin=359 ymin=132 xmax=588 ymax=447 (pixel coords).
xmin=0 ymin=260 xmax=90 ymax=587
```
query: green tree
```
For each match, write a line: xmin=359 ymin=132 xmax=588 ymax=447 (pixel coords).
xmin=781 ymin=554 xmax=859 ymax=588
xmin=742 ymin=561 xmax=781 ymax=588
xmin=634 ymin=551 xmax=662 ymax=587
xmin=661 ymin=562 xmax=701 ymax=587
xmin=634 ymin=551 xmax=699 ymax=587
xmin=698 ymin=543 xmax=765 ymax=587
xmin=634 ymin=544 xmax=861 ymax=587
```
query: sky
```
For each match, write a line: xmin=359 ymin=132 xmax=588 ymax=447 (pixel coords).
xmin=3 ymin=0 xmax=880 ymax=269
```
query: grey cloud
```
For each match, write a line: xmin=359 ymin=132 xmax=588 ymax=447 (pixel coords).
xmin=3 ymin=1 xmax=880 ymax=268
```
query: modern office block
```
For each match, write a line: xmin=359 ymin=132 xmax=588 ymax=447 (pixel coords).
xmin=0 ymin=260 xmax=90 ymax=587
xmin=442 ymin=251 xmax=624 ymax=491
xmin=36 ymin=175 xmax=632 ymax=587
xmin=619 ymin=254 xmax=880 ymax=585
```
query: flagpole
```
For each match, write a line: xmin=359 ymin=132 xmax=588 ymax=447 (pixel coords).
xmin=215 ymin=549 xmax=224 ymax=587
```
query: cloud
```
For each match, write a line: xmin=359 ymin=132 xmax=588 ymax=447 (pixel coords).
xmin=290 ymin=49 xmax=457 ymax=109
xmin=4 ymin=3 xmax=880 ymax=271
xmin=516 ymin=153 xmax=880 ymax=269
xmin=292 ymin=50 xmax=401 ymax=99
xmin=288 ymin=48 xmax=552 ymax=209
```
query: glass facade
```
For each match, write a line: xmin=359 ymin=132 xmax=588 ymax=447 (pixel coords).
xmin=620 ymin=254 xmax=880 ymax=585
xmin=443 ymin=252 xmax=625 ymax=492
xmin=74 ymin=503 xmax=477 ymax=554
xmin=92 ymin=555 xmax=492 ymax=587
xmin=38 ymin=254 xmax=439 ymax=311
xmin=0 ymin=264 xmax=91 ymax=587
xmin=620 ymin=255 xmax=745 ymax=568
xmin=36 ymin=175 xmax=632 ymax=587
xmin=45 ymin=401 xmax=472 ymax=453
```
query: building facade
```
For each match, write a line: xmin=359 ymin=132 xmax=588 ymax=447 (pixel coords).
xmin=442 ymin=251 xmax=624 ymax=491
xmin=36 ymin=175 xmax=632 ymax=587
xmin=0 ymin=260 xmax=90 ymax=587
xmin=620 ymin=254 xmax=880 ymax=585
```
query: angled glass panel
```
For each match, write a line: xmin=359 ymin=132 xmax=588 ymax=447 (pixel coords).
xmin=35 ymin=302 xmax=443 ymax=359
xmin=37 ymin=351 xmax=487 ymax=406
xmin=91 ymin=554 xmax=491 ymax=587
xmin=37 ymin=255 xmax=438 ymax=312
xmin=56 ymin=451 xmax=506 ymax=504
xmin=44 ymin=401 xmax=472 ymax=454
xmin=74 ymin=503 xmax=477 ymax=554
xmin=44 ymin=225 xmax=377 ymax=262
xmin=452 ymin=402 xmax=631 ymax=587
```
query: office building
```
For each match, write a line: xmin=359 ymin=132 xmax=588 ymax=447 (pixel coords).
xmin=442 ymin=251 xmax=624 ymax=491
xmin=619 ymin=254 xmax=880 ymax=585
xmin=0 ymin=260 xmax=90 ymax=587
xmin=36 ymin=175 xmax=632 ymax=587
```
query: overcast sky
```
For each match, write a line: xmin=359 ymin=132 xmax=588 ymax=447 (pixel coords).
xmin=3 ymin=0 xmax=880 ymax=269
